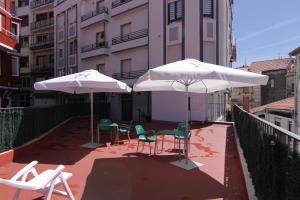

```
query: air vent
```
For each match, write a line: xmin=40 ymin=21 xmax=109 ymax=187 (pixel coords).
xmin=167 ymin=22 xmax=182 ymax=45
xmin=203 ymin=19 xmax=216 ymax=42
xmin=169 ymin=27 xmax=179 ymax=42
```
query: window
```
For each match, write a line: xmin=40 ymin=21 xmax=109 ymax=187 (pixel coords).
xmin=59 ymin=49 xmax=64 ymax=58
xmin=121 ymin=23 xmax=131 ymax=36
xmin=11 ymin=23 xmax=18 ymax=36
xmin=203 ymin=0 xmax=213 ymax=18
xmin=96 ymin=0 xmax=104 ymax=10
xmin=19 ymin=15 xmax=29 ymax=27
xmin=69 ymin=40 xmax=77 ymax=55
xmin=12 ymin=56 xmax=19 ymax=76
xmin=97 ymin=64 xmax=105 ymax=74
xmin=288 ymin=121 xmax=292 ymax=132
xmin=121 ymin=59 xmax=132 ymax=73
xmin=270 ymin=79 xmax=274 ymax=88
xmin=96 ymin=31 xmax=105 ymax=44
xmin=274 ymin=120 xmax=281 ymax=127
xmin=168 ymin=0 xmax=183 ymax=24
xmin=36 ymin=13 xmax=48 ymax=22
xmin=20 ymin=56 xmax=29 ymax=68
xmin=18 ymin=0 xmax=29 ymax=7
xmin=20 ymin=36 xmax=29 ymax=47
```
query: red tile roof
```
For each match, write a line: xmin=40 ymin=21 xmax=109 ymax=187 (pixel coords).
xmin=237 ymin=58 xmax=294 ymax=74
xmin=250 ymin=97 xmax=294 ymax=114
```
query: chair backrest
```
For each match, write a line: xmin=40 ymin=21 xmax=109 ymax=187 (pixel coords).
xmin=100 ymin=118 xmax=111 ymax=124
xmin=177 ymin=122 xmax=188 ymax=132
xmin=135 ymin=125 xmax=145 ymax=136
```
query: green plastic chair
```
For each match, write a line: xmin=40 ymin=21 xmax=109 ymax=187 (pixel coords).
xmin=118 ymin=120 xmax=133 ymax=143
xmin=135 ymin=125 xmax=157 ymax=155
xmin=174 ymin=122 xmax=191 ymax=152
xmin=98 ymin=118 xmax=113 ymax=142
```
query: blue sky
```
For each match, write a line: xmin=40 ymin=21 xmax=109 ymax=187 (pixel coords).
xmin=233 ymin=0 xmax=300 ymax=67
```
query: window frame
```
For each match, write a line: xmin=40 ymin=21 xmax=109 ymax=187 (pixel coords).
xmin=12 ymin=56 xmax=19 ymax=77
xmin=168 ymin=0 xmax=183 ymax=24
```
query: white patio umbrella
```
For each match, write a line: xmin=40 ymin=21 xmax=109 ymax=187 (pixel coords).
xmin=134 ymin=59 xmax=268 ymax=170
xmin=34 ymin=69 xmax=131 ymax=149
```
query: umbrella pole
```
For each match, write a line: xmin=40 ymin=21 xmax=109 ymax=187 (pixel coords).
xmin=91 ymin=91 xmax=94 ymax=144
xmin=185 ymin=86 xmax=189 ymax=163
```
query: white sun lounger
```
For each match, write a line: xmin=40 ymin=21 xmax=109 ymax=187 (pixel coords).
xmin=0 ymin=161 xmax=75 ymax=200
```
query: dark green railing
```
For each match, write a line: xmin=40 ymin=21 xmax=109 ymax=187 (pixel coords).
xmin=233 ymin=105 xmax=300 ymax=200
xmin=0 ymin=103 xmax=110 ymax=152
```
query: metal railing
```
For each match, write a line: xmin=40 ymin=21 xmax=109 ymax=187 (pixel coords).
xmin=234 ymin=105 xmax=300 ymax=153
xmin=30 ymin=18 xmax=54 ymax=30
xmin=208 ymin=103 xmax=225 ymax=122
xmin=30 ymin=0 xmax=54 ymax=9
xmin=112 ymin=28 xmax=148 ymax=45
xmin=30 ymin=34 xmax=54 ymax=50
xmin=111 ymin=0 xmax=132 ymax=8
xmin=81 ymin=41 xmax=108 ymax=53
xmin=233 ymin=105 xmax=300 ymax=199
xmin=81 ymin=6 xmax=109 ymax=22
xmin=30 ymin=63 xmax=54 ymax=74
xmin=112 ymin=69 xmax=147 ymax=80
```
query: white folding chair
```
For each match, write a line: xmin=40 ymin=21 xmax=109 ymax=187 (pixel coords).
xmin=0 ymin=161 xmax=75 ymax=200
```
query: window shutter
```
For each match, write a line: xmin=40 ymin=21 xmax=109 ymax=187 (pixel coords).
xmin=176 ymin=0 xmax=182 ymax=19
xmin=203 ymin=0 xmax=213 ymax=17
xmin=168 ymin=2 xmax=176 ymax=23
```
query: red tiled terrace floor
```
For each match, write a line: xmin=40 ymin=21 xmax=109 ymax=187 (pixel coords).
xmin=0 ymin=118 xmax=247 ymax=200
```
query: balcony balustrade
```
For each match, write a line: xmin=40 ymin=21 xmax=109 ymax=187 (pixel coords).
xmin=30 ymin=18 xmax=54 ymax=31
xmin=81 ymin=6 xmax=109 ymax=22
xmin=112 ymin=29 xmax=148 ymax=45
xmin=30 ymin=63 xmax=54 ymax=74
xmin=30 ymin=0 xmax=54 ymax=9
xmin=112 ymin=69 xmax=147 ymax=80
xmin=111 ymin=0 xmax=132 ymax=9
xmin=81 ymin=41 xmax=108 ymax=53
xmin=30 ymin=34 xmax=54 ymax=51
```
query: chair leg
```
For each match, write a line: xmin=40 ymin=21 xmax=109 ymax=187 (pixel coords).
xmin=45 ymin=179 xmax=56 ymax=200
xmin=149 ymin=142 xmax=152 ymax=155
xmin=154 ymin=140 xmax=157 ymax=155
xmin=127 ymin=133 xmax=130 ymax=143
xmin=61 ymin=176 xmax=75 ymax=200
xmin=142 ymin=142 xmax=145 ymax=152
xmin=174 ymin=137 xmax=176 ymax=149
xmin=13 ymin=189 xmax=21 ymax=200
xmin=136 ymin=140 xmax=140 ymax=152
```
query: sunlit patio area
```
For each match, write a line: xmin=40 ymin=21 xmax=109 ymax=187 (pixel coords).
xmin=0 ymin=117 xmax=247 ymax=199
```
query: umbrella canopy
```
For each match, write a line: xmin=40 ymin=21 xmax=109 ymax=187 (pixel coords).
xmin=133 ymin=59 xmax=269 ymax=170
xmin=34 ymin=69 xmax=132 ymax=149
xmin=34 ymin=69 xmax=132 ymax=94
xmin=134 ymin=59 xmax=268 ymax=93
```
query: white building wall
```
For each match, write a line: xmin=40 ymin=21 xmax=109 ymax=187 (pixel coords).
xmin=266 ymin=113 xmax=295 ymax=133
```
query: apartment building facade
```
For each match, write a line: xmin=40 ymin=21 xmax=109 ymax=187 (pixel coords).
xmin=12 ymin=0 xmax=54 ymax=107
xmin=0 ymin=0 xmax=20 ymax=107
xmin=54 ymin=0 xmax=234 ymax=122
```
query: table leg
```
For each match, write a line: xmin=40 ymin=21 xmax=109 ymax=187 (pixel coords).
xmin=161 ymin=135 xmax=165 ymax=151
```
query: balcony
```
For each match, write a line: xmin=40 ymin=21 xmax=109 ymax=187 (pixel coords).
xmin=30 ymin=36 xmax=54 ymax=51
xmin=0 ymin=111 xmax=248 ymax=199
xmin=80 ymin=41 xmax=109 ymax=59
xmin=30 ymin=18 xmax=54 ymax=31
xmin=111 ymin=0 xmax=148 ymax=16
xmin=81 ymin=6 xmax=108 ymax=22
xmin=112 ymin=69 xmax=147 ymax=80
xmin=30 ymin=63 xmax=54 ymax=74
xmin=111 ymin=29 xmax=148 ymax=52
xmin=30 ymin=0 xmax=54 ymax=9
